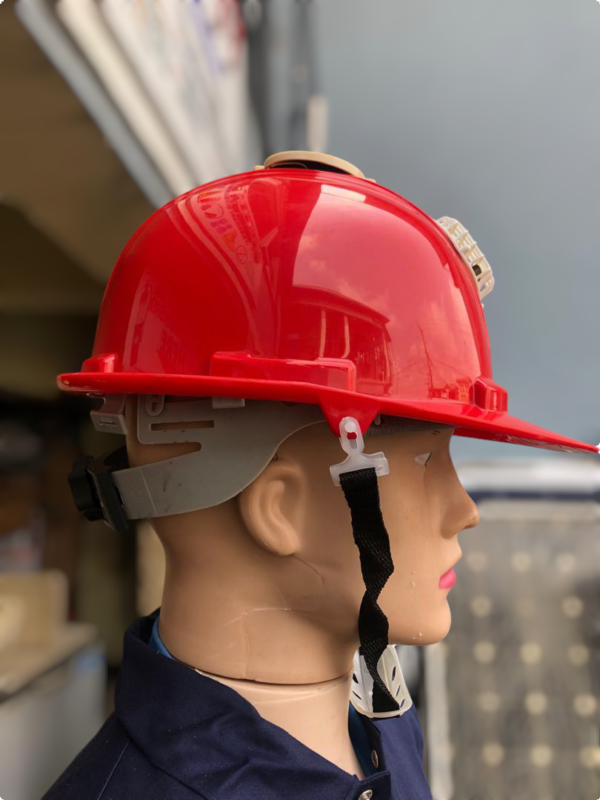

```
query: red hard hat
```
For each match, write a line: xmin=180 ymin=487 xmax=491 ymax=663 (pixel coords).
xmin=59 ymin=152 xmax=596 ymax=455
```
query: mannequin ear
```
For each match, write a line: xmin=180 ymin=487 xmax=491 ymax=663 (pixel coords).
xmin=238 ymin=458 xmax=306 ymax=557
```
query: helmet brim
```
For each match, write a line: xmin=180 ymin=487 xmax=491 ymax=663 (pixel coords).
xmin=58 ymin=372 xmax=598 ymax=456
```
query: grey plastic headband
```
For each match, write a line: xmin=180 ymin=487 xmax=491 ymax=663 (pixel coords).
xmin=91 ymin=396 xmax=323 ymax=519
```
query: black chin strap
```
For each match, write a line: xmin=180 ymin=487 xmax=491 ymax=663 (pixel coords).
xmin=340 ymin=467 xmax=399 ymax=714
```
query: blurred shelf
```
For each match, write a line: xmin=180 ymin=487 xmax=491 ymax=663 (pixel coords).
xmin=0 ymin=622 xmax=98 ymax=699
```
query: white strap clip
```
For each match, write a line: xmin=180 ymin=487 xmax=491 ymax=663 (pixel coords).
xmin=330 ymin=417 xmax=390 ymax=487
xmin=350 ymin=646 xmax=413 ymax=719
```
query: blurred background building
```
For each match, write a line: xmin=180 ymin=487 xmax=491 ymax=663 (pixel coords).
xmin=0 ymin=0 xmax=599 ymax=798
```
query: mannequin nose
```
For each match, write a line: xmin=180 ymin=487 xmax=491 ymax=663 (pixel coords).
xmin=442 ymin=477 xmax=480 ymax=538
xmin=461 ymin=496 xmax=480 ymax=531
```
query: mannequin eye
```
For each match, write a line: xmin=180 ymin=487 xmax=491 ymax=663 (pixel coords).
xmin=415 ymin=452 xmax=432 ymax=467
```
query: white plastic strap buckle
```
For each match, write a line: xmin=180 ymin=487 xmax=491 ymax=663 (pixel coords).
xmin=330 ymin=416 xmax=390 ymax=487
xmin=351 ymin=646 xmax=413 ymax=719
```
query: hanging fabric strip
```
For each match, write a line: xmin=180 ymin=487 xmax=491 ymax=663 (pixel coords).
xmin=340 ymin=467 xmax=399 ymax=714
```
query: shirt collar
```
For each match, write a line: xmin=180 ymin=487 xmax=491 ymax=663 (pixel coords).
xmin=115 ymin=612 xmax=393 ymax=800
xmin=148 ymin=615 xmax=377 ymax=779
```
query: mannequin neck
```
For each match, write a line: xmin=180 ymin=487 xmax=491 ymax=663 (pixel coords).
xmin=155 ymin=505 xmax=364 ymax=777
xmin=156 ymin=500 xmax=359 ymax=685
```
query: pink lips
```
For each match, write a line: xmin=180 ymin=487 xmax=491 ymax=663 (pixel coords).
xmin=439 ymin=568 xmax=456 ymax=590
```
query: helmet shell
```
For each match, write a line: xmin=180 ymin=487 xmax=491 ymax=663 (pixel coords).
xmin=59 ymin=168 xmax=596 ymax=454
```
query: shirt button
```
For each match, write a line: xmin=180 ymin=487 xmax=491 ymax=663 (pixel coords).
xmin=358 ymin=792 xmax=373 ymax=800
xmin=371 ymin=750 xmax=379 ymax=769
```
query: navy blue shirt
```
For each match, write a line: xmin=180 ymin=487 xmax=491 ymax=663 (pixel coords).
xmin=44 ymin=612 xmax=433 ymax=800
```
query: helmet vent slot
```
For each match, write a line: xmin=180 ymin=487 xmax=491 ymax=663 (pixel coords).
xmin=150 ymin=420 xmax=215 ymax=432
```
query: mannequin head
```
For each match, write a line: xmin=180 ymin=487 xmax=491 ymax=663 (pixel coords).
xmin=126 ymin=399 xmax=479 ymax=683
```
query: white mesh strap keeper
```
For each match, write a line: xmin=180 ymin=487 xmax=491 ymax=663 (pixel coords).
xmin=351 ymin=645 xmax=413 ymax=719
